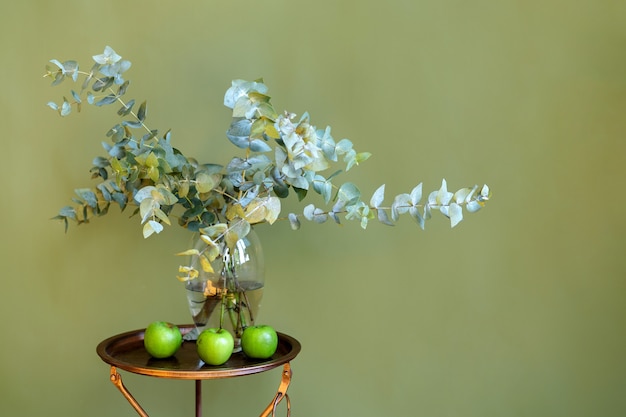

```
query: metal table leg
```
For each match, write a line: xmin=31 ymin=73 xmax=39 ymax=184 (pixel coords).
xmin=109 ymin=362 xmax=293 ymax=417
xmin=260 ymin=363 xmax=293 ymax=417
xmin=109 ymin=366 xmax=149 ymax=417
xmin=196 ymin=380 xmax=202 ymax=417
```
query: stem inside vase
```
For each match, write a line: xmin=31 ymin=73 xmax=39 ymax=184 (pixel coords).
xmin=185 ymin=231 xmax=265 ymax=349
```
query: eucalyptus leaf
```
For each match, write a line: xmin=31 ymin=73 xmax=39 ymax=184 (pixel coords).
xmin=95 ymin=94 xmax=118 ymax=107
xmin=335 ymin=138 xmax=353 ymax=154
xmin=49 ymin=59 xmax=64 ymax=71
xmin=312 ymin=208 xmax=328 ymax=224
xmin=423 ymin=204 xmax=432 ymax=221
xmin=227 ymin=219 xmax=250 ymax=242
xmin=74 ymin=188 xmax=98 ymax=207
xmin=51 ymin=71 xmax=65 ymax=86
xmin=337 ymin=182 xmax=360 ymax=204
xmin=139 ymin=198 xmax=156 ymax=223
xmin=479 ymin=184 xmax=490 ymax=201
xmin=370 ymin=184 xmax=385 ymax=208
xmin=96 ymin=183 xmax=112 ymax=202
xmin=176 ymin=249 xmax=200 ymax=257
xmin=448 ymin=203 xmax=463 ymax=228
xmin=143 ymin=220 xmax=163 ymax=238
xmin=183 ymin=203 xmax=204 ymax=219
xmin=199 ymin=234 xmax=217 ymax=247
xmin=82 ymin=66 xmax=95 ymax=90
xmin=312 ymin=175 xmax=333 ymax=204
xmin=466 ymin=200 xmax=483 ymax=213
xmin=454 ymin=187 xmax=473 ymax=204
xmin=244 ymin=199 xmax=267 ymax=224
xmin=122 ymin=119 xmax=143 ymax=129
xmin=377 ymin=209 xmax=394 ymax=226
xmin=60 ymin=98 xmax=71 ymax=116
xmin=303 ymin=204 xmax=315 ymax=221
xmin=92 ymin=76 xmax=114 ymax=92
xmin=288 ymin=213 xmax=301 ymax=230
xmin=155 ymin=186 xmax=179 ymax=205
xmin=71 ymin=90 xmax=81 ymax=104
xmin=92 ymin=156 xmax=109 ymax=168
xmin=264 ymin=197 xmax=281 ymax=224
xmin=391 ymin=193 xmax=411 ymax=221
xmin=249 ymin=139 xmax=272 ymax=153
xmin=58 ymin=206 xmax=77 ymax=219
xmin=134 ymin=186 xmax=157 ymax=203
xmin=290 ymin=176 xmax=309 ymax=191
xmin=435 ymin=179 xmax=453 ymax=206
xmin=118 ymin=99 xmax=135 ymax=116
xmin=136 ymin=101 xmax=147 ymax=122
xmin=117 ymin=80 xmax=130 ymax=96
xmin=224 ymin=79 xmax=268 ymax=109
xmin=111 ymin=192 xmax=127 ymax=210
xmin=226 ymin=119 xmax=253 ymax=149
xmin=199 ymin=255 xmax=214 ymax=273
xmin=200 ymin=223 xmax=229 ymax=240
xmin=195 ymin=172 xmax=221 ymax=193
xmin=410 ymin=183 xmax=423 ymax=205
xmin=153 ymin=207 xmax=172 ymax=225
xmin=409 ymin=206 xmax=425 ymax=229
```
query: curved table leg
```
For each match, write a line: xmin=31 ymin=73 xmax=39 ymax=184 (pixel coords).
xmin=108 ymin=363 xmax=293 ymax=417
xmin=109 ymin=366 xmax=150 ymax=417
xmin=259 ymin=363 xmax=293 ymax=417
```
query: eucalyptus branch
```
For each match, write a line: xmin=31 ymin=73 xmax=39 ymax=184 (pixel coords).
xmin=46 ymin=46 xmax=491 ymax=282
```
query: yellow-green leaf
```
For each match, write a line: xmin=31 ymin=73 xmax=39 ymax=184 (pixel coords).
xmin=153 ymin=208 xmax=171 ymax=225
xmin=244 ymin=199 xmax=267 ymax=224
xmin=148 ymin=166 xmax=159 ymax=182
xmin=145 ymin=152 xmax=159 ymax=168
xmin=175 ymin=249 xmax=200 ymax=257
xmin=200 ymin=223 xmax=228 ymax=239
xmin=205 ymin=244 xmax=221 ymax=262
xmin=156 ymin=185 xmax=179 ymax=205
xmin=142 ymin=221 xmax=157 ymax=238
xmin=139 ymin=198 xmax=155 ymax=223
xmin=178 ymin=180 xmax=189 ymax=198
xmin=196 ymin=172 xmax=221 ymax=193
xmin=199 ymin=255 xmax=214 ymax=273
xmin=265 ymin=123 xmax=280 ymax=139
xmin=177 ymin=265 xmax=199 ymax=281
xmin=200 ymin=234 xmax=217 ymax=246
xmin=225 ymin=229 xmax=239 ymax=253
xmin=226 ymin=204 xmax=245 ymax=221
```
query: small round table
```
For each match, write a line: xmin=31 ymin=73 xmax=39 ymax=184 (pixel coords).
xmin=96 ymin=325 xmax=301 ymax=417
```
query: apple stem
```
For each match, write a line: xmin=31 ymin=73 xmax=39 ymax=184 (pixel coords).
xmin=219 ymin=294 xmax=226 ymax=329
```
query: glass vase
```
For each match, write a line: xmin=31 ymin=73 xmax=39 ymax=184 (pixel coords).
xmin=184 ymin=229 xmax=265 ymax=351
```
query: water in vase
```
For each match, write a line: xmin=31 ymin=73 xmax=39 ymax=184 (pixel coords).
xmin=186 ymin=280 xmax=264 ymax=335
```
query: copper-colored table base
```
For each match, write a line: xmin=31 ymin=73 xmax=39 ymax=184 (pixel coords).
xmin=97 ymin=325 xmax=301 ymax=417
xmin=108 ymin=363 xmax=293 ymax=417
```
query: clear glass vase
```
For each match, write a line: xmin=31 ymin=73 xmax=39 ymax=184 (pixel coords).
xmin=184 ymin=229 xmax=265 ymax=351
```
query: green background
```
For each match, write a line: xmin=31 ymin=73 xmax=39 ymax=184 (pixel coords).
xmin=2 ymin=1 xmax=625 ymax=416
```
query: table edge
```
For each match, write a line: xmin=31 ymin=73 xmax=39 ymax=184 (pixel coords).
xmin=96 ymin=325 xmax=301 ymax=380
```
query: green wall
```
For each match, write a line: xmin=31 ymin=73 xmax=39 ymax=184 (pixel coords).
xmin=2 ymin=1 xmax=625 ymax=416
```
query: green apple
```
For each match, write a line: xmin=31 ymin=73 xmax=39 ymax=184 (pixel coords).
xmin=197 ymin=328 xmax=234 ymax=366
xmin=143 ymin=321 xmax=183 ymax=359
xmin=241 ymin=325 xmax=278 ymax=359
